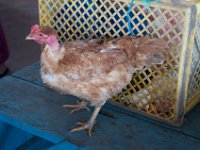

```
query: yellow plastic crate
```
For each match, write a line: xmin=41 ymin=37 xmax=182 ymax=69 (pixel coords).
xmin=39 ymin=0 xmax=200 ymax=125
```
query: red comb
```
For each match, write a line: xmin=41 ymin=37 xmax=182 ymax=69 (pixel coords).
xmin=31 ymin=24 xmax=40 ymax=33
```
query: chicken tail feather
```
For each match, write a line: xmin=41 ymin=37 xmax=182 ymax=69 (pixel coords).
xmin=118 ymin=36 xmax=169 ymax=70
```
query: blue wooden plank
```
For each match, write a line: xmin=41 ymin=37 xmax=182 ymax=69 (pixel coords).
xmin=11 ymin=62 xmax=200 ymax=140
xmin=0 ymin=76 xmax=76 ymax=144
xmin=0 ymin=121 xmax=34 ymax=150
xmin=16 ymin=136 xmax=54 ymax=150
xmin=11 ymin=61 xmax=42 ymax=86
xmin=48 ymin=140 xmax=86 ymax=150
xmin=0 ymin=76 xmax=200 ymax=150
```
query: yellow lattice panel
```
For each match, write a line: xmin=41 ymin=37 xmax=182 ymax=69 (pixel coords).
xmin=39 ymin=0 xmax=200 ymax=125
xmin=188 ymin=22 xmax=200 ymax=98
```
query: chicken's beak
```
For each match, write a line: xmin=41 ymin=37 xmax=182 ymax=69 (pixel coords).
xmin=26 ymin=35 xmax=33 ymax=40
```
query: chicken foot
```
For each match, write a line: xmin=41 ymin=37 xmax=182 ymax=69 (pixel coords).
xmin=62 ymin=100 xmax=90 ymax=113
xmin=70 ymin=106 xmax=102 ymax=136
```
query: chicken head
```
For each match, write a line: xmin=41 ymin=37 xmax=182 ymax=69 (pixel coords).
xmin=26 ymin=24 xmax=59 ymax=51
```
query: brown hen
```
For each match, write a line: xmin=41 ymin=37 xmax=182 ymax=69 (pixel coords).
xmin=26 ymin=24 xmax=168 ymax=136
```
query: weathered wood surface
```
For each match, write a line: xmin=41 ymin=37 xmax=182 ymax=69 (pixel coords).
xmin=48 ymin=140 xmax=86 ymax=150
xmin=12 ymin=63 xmax=200 ymax=138
xmin=16 ymin=136 xmax=54 ymax=150
xmin=0 ymin=63 xmax=199 ymax=149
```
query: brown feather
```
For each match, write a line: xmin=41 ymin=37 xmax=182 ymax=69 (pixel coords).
xmin=40 ymin=35 xmax=169 ymax=106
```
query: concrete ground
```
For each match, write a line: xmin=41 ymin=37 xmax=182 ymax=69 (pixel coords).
xmin=0 ymin=0 xmax=40 ymax=72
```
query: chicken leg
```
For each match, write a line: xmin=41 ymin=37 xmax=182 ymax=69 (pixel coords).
xmin=70 ymin=106 xmax=102 ymax=136
xmin=62 ymin=100 xmax=90 ymax=113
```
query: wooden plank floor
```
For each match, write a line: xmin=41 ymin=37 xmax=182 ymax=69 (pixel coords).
xmin=0 ymin=63 xmax=200 ymax=149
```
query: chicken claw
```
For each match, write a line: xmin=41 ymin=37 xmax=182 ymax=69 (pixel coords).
xmin=69 ymin=106 xmax=102 ymax=136
xmin=62 ymin=101 xmax=90 ymax=113
xmin=70 ymin=121 xmax=95 ymax=136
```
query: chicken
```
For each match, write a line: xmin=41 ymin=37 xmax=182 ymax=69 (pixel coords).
xmin=26 ymin=24 xmax=168 ymax=136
